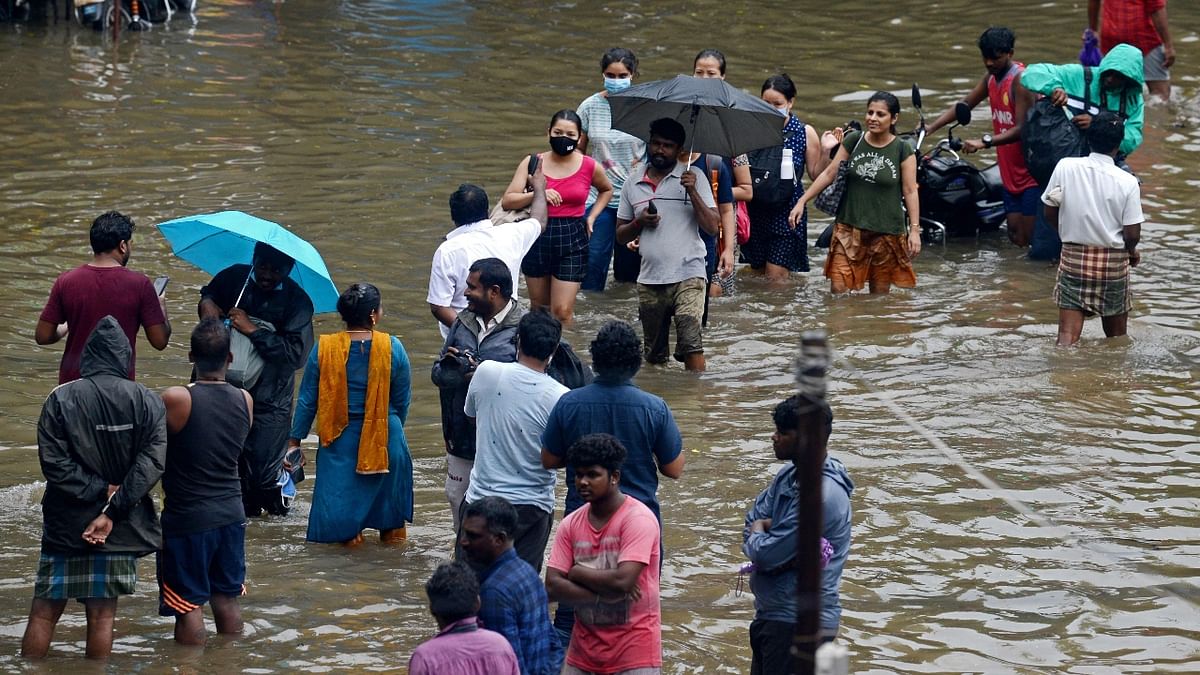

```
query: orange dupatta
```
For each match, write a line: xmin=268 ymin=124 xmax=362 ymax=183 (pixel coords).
xmin=316 ymin=331 xmax=392 ymax=474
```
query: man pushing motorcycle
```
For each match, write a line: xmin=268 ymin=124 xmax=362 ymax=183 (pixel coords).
xmin=925 ymin=27 xmax=1039 ymax=248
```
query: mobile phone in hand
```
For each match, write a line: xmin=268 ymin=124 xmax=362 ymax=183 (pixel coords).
xmin=153 ymin=275 xmax=169 ymax=296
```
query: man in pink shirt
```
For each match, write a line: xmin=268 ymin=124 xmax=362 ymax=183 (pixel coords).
xmin=408 ymin=561 xmax=519 ymax=675
xmin=546 ymin=433 xmax=662 ymax=675
xmin=36 ymin=211 xmax=170 ymax=383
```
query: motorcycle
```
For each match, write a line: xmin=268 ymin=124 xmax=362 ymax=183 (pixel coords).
xmin=815 ymin=84 xmax=1007 ymax=249
xmin=74 ymin=0 xmax=193 ymax=33
xmin=909 ymin=84 xmax=1006 ymax=243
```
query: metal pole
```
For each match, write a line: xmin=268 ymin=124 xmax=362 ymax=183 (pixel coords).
xmin=792 ymin=331 xmax=829 ymax=674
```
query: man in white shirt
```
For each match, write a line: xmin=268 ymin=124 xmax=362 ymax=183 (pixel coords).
xmin=1042 ymin=111 xmax=1143 ymax=346
xmin=428 ymin=176 xmax=548 ymax=338
xmin=456 ymin=310 xmax=569 ymax=571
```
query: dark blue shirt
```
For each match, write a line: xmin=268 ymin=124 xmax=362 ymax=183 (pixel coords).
xmin=477 ymin=548 xmax=563 ymax=675
xmin=541 ymin=377 xmax=683 ymax=520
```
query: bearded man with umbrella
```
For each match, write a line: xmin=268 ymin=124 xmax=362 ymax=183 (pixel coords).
xmin=615 ymin=118 xmax=720 ymax=372
xmin=197 ymin=241 xmax=314 ymax=516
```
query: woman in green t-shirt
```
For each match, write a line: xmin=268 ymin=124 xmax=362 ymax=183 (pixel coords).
xmin=791 ymin=92 xmax=922 ymax=294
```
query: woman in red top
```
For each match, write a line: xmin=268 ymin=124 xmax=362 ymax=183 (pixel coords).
xmin=502 ymin=110 xmax=613 ymax=323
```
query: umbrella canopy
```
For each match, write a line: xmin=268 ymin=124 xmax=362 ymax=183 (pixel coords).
xmin=157 ymin=210 xmax=340 ymax=314
xmin=608 ymin=75 xmax=787 ymax=157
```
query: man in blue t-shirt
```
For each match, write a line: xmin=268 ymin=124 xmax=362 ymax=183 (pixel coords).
xmin=541 ymin=319 xmax=684 ymax=645
xmin=541 ymin=320 xmax=684 ymax=522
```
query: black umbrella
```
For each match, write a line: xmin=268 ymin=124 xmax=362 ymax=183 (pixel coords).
xmin=608 ymin=75 xmax=787 ymax=158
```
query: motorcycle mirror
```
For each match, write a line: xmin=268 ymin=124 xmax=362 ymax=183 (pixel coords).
xmin=954 ymin=101 xmax=972 ymax=127
xmin=911 ymin=83 xmax=923 ymax=110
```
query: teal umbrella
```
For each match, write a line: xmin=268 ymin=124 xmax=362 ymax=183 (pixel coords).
xmin=157 ymin=210 xmax=339 ymax=314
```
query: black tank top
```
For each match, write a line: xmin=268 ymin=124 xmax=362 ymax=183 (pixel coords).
xmin=162 ymin=382 xmax=251 ymax=535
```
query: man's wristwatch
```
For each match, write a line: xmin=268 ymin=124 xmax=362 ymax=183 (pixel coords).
xmin=981 ymin=134 xmax=994 ymax=149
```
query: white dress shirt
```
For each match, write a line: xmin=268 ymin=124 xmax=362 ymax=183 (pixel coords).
xmin=427 ymin=218 xmax=542 ymax=338
xmin=1041 ymin=153 xmax=1143 ymax=248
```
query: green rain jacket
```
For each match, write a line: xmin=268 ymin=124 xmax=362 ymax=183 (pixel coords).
xmin=1021 ymin=43 xmax=1145 ymax=156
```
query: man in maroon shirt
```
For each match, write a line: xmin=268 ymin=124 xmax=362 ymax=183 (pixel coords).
xmin=36 ymin=211 xmax=171 ymax=383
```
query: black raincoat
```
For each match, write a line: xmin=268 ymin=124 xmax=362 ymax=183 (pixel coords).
xmin=37 ymin=316 xmax=166 ymax=556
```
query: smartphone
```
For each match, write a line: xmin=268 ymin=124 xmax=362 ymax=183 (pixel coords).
xmin=153 ymin=275 xmax=169 ymax=296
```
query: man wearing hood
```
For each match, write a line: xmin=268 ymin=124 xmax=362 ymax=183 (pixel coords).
xmin=1017 ymin=43 xmax=1145 ymax=260
xmin=22 ymin=316 xmax=167 ymax=660
xmin=742 ymin=395 xmax=854 ymax=673
xmin=198 ymin=241 xmax=314 ymax=517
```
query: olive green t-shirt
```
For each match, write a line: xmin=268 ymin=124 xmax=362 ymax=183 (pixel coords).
xmin=836 ymin=130 xmax=913 ymax=235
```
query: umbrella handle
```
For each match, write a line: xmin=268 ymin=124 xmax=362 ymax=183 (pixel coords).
xmin=232 ymin=262 xmax=254 ymax=310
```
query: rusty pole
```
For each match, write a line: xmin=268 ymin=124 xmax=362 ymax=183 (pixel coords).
xmin=792 ymin=331 xmax=829 ymax=674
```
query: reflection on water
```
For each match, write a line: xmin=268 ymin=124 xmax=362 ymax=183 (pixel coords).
xmin=2 ymin=0 xmax=1199 ymax=671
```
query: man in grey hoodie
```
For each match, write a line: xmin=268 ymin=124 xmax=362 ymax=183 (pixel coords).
xmin=742 ymin=395 xmax=854 ymax=674
xmin=22 ymin=316 xmax=167 ymax=660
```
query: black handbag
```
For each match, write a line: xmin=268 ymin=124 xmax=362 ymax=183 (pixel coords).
xmin=813 ymin=132 xmax=864 ymax=217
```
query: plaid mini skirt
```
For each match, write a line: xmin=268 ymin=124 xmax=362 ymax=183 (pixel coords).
xmin=34 ymin=552 xmax=138 ymax=600
xmin=1054 ymin=243 xmax=1132 ymax=317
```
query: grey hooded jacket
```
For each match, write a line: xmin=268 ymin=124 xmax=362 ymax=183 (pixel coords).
xmin=37 ymin=315 xmax=167 ymax=555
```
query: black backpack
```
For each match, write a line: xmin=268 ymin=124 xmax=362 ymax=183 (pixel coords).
xmin=746 ymin=130 xmax=795 ymax=207
xmin=547 ymin=341 xmax=593 ymax=390
xmin=1022 ymin=68 xmax=1094 ymax=187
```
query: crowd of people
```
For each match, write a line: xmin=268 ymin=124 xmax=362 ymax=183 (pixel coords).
xmin=23 ymin=5 xmax=1171 ymax=669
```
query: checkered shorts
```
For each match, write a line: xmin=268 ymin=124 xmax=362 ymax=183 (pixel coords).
xmin=34 ymin=552 xmax=138 ymax=600
xmin=521 ymin=216 xmax=589 ymax=282
xmin=1054 ymin=243 xmax=1132 ymax=316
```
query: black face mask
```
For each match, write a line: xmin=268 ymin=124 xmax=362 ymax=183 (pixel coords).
xmin=649 ymin=153 xmax=676 ymax=171
xmin=549 ymin=136 xmax=578 ymax=156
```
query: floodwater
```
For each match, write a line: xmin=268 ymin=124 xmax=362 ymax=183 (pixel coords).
xmin=1 ymin=0 xmax=1198 ymax=671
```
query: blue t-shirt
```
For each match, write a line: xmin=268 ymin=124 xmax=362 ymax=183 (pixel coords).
xmin=541 ymin=377 xmax=683 ymax=521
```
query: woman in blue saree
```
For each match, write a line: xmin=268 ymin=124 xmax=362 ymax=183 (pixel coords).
xmin=287 ymin=283 xmax=413 ymax=545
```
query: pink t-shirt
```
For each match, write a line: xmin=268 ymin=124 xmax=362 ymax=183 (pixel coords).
xmin=39 ymin=264 xmax=165 ymax=383
xmin=547 ymin=496 xmax=661 ymax=672
xmin=546 ymin=154 xmax=597 ymax=219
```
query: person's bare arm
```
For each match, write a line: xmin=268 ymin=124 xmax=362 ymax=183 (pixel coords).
xmin=145 ymin=321 xmax=171 ymax=351
xmin=586 ymin=162 xmax=614 ymax=235
xmin=500 ymin=155 xmax=536 ymax=210
xmin=35 ymin=320 xmax=67 ymax=346
xmin=429 ymin=304 xmax=458 ymax=328
xmin=804 ymin=125 xmax=833 ymax=180
xmin=161 ymin=386 xmax=192 ymax=435
xmin=1150 ymin=7 xmax=1175 ymax=68
xmin=546 ymin=567 xmax=603 ymax=604
xmin=567 ymin=560 xmax=646 ymax=596
xmin=717 ymin=201 xmax=736 ymax=278
xmin=1124 ymin=223 xmax=1141 ymax=267
xmin=902 ymin=154 xmax=921 ymax=257
xmin=681 ymin=170 xmax=720 ymax=236
xmin=1043 ymin=204 xmax=1060 ymax=231
xmin=927 ymin=78 xmax=989 ymax=136
xmin=731 ymin=162 xmax=752 ymax=202
xmin=659 ymin=452 xmax=685 ymax=479
xmin=528 ymin=161 xmax=549 ymax=230
xmin=198 ymin=296 xmax=223 ymax=320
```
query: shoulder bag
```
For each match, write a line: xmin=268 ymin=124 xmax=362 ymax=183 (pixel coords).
xmin=488 ymin=153 xmax=540 ymax=225
xmin=813 ymin=132 xmax=865 ymax=217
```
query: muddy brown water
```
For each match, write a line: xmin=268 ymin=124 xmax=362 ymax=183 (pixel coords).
xmin=1 ymin=0 xmax=1198 ymax=671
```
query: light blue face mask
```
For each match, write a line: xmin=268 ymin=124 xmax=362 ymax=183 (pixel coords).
xmin=604 ymin=77 xmax=632 ymax=95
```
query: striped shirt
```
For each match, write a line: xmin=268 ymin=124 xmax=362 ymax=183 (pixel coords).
xmin=578 ymin=92 xmax=645 ymax=206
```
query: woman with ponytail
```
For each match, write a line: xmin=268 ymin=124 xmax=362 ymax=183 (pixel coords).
xmin=286 ymin=283 xmax=414 ymax=545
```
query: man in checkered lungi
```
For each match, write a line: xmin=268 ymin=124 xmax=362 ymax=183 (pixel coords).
xmin=1042 ymin=111 xmax=1144 ymax=346
xmin=22 ymin=316 xmax=167 ymax=660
